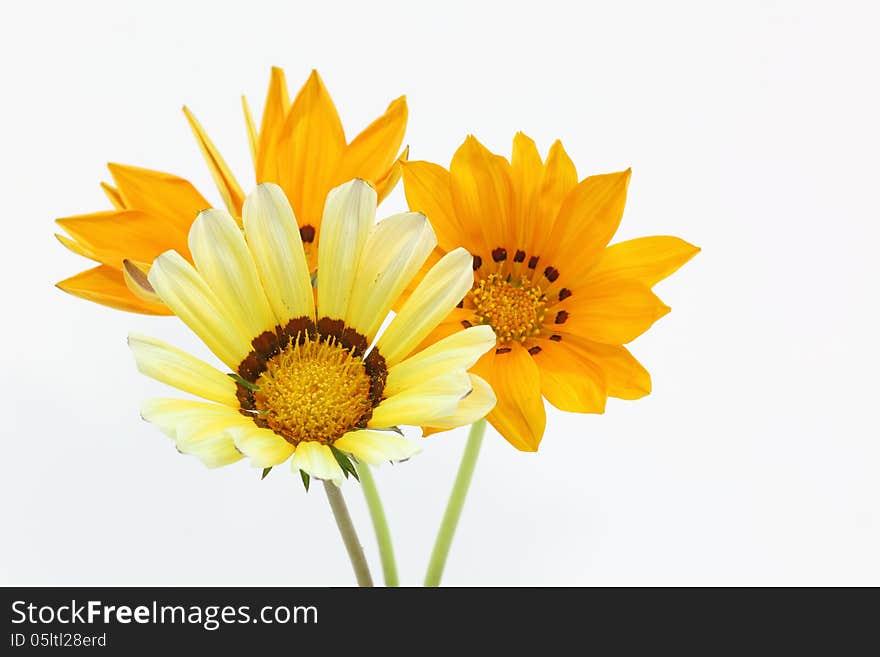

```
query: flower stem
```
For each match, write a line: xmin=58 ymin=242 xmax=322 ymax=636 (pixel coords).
xmin=356 ymin=463 xmax=399 ymax=587
xmin=322 ymin=481 xmax=374 ymax=587
xmin=424 ymin=419 xmax=487 ymax=587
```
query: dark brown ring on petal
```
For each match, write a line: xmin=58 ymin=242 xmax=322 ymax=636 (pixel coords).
xmin=492 ymin=247 xmax=507 ymax=262
xmin=461 ymin=320 xmax=473 ymax=328
xmin=472 ymin=255 xmax=482 ymax=271
xmin=554 ymin=310 xmax=569 ymax=324
xmin=299 ymin=224 xmax=316 ymax=243
xmin=456 ymin=300 xmax=464 ymax=308
xmin=544 ymin=267 xmax=559 ymax=282
xmin=528 ymin=345 xmax=542 ymax=355
xmin=558 ymin=288 xmax=572 ymax=301
xmin=549 ymin=334 xmax=562 ymax=342
xmin=495 ymin=347 xmax=512 ymax=354
xmin=513 ymin=249 xmax=526 ymax=263
xmin=527 ymin=256 xmax=539 ymax=269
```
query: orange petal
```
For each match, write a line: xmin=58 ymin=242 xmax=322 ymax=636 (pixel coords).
xmin=335 ymin=96 xmax=408 ymax=187
xmin=402 ymin=160 xmax=469 ymax=253
xmin=241 ymin=94 xmax=258 ymax=168
xmin=582 ymin=236 xmax=701 ymax=288
xmin=510 ymin=132 xmax=543 ymax=249
xmin=473 ymin=344 xmax=546 ymax=451
xmin=449 ymin=136 xmax=514 ymax=258
xmin=531 ymin=338 xmax=607 ymax=413
xmin=554 ymin=279 xmax=670 ymax=345
xmin=56 ymin=209 xmax=190 ymax=267
xmin=100 ymin=182 xmax=126 ymax=209
xmin=56 ymin=265 xmax=171 ymax=315
xmin=375 ymin=145 xmax=409 ymax=202
xmin=256 ymin=66 xmax=291 ymax=184
xmin=183 ymin=106 xmax=246 ymax=217
xmin=526 ymin=140 xmax=578 ymax=259
xmin=544 ymin=168 xmax=632 ymax=278
xmin=107 ymin=164 xmax=210 ymax=232
xmin=276 ymin=70 xmax=346 ymax=232
xmin=556 ymin=336 xmax=652 ymax=400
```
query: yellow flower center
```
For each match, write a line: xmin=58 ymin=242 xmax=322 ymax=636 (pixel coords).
xmin=253 ymin=337 xmax=374 ymax=445
xmin=471 ymin=273 xmax=547 ymax=343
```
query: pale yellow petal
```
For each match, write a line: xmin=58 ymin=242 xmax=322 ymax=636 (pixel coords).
xmin=346 ymin=212 xmax=436 ymax=341
xmin=376 ymin=248 xmax=473 ymax=366
xmin=242 ymin=183 xmax=315 ymax=324
xmin=122 ymin=259 xmax=165 ymax=306
xmin=316 ymin=179 xmax=376 ymax=321
xmin=423 ymin=374 xmax=497 ymax=431
xmin=334 ymin=429 xmax=421 ymax=466
xmin=385 ymin=325 xmax=496 ymax=397
xmin=128 ymin=333 xmax=238 ymax=405
xmin=290 ymin=442 xmax=344 ymax=483
xmin=188 ymin=209 xmax=277 ymax=338
xmin=368 ymin=370 xmax=472 ymax=429
xmin=227 ymin=423 xmax=295 ymax=467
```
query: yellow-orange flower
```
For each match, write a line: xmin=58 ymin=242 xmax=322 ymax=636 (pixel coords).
xmin=402 ymin=134 xmax=699 ymax=451
xmin=55 ymin=67 xmax=408 ymax=314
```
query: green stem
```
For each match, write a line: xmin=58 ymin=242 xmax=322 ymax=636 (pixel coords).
xmin=322 ymin=481 xmax=374 ymax=587
xmin=356 ymin=463 xmax=399 ymax=587
xmin=424 ymin=419 xmax=487 ymax=587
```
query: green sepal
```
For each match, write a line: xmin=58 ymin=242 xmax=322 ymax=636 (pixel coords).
xmin=227 ymin=372 xmax=259 ymax=391
xmin=300 ymin=471 xmax=311 ymax=492
xmin=329 ymin=445 xmax=359 ymax=481
xmin=261 ymin=467 xmax=272 ymax=480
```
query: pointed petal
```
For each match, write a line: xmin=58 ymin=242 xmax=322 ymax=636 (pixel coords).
xmin=525 ymin=140 xmax=578 ymax=258
xmin=334 ymin=429 xmax=421 ymax=466
xmin=276 ymin=70 xmax=346 ymax=233
xmin=128 ymin=333 xmax=238 ymax=405
xmin=581 ymin=236 xmax=701 ymax=288
xmin=385 ymin=325 xmax=496 ymax=397
xmin=100 ymin=182 xmax=126 ymax=209
xmin=335 ymin=96 xmax=408 ymax=186
xmin=57 ymin=265 xmax=171 ymax=315
xmin=188 ymin=209 xmax=277 ymax=338
xmin=183 ymin=107 xmax=246 ymax=217
xmin=376 ymin=248 xmax=473 ymax=366
xmin=375 ymin=145 xmax=409 ymax=201
xmin=107 ymin=163 xmax=210 ymax=231
xmin=554 ymin=279 xmax=670 ymax=344
xmin=242 ymin=183 xmax=315 ymax=324
xmin=346 ymin=212 xmax=436 ymax=341
xmin=510 ymin=132 xmax=543 ymax=249
xmin=474 ymin=345 xmax=546 ymax=451
xmin=316 ymin=179 xmax=376 ymax=321
xmin=122 ymin=259 xmax=164 ymax=306
xmin=148 ymin=251 xmax=253 ymax=369
xmin=531 ymin=338 xmax=607 ymax=413
xmin=227 ymin=423 xmax=295 ymax=467
xmin=549 ymin=336 xmax=652 ymax=400
xmin=242 ymin=95 xmax=258 ymax=168
xmin=256 ymin=66 xmax=291 ymax=183
xmin=290 ymin=442 xmax=344 ymax=483
xmin=401 ymin=159 xmax=471 ymax=253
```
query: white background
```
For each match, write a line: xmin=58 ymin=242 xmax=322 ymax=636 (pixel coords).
xmin=1 ymin=0 xmax=878 ymax=586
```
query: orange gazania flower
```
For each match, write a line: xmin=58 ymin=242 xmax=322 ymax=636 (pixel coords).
xmin=402 ymin=134 xmax=699 ymax=451
xmin=55 ymin=67 xmax=408 ymax=314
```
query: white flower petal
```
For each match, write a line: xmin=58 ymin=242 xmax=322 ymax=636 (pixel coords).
xmin=384 ymin=325 xmax=496 ymax=397
xmin=316 ymin=179 xmax=376 ymax=321
xmin=242 ymin=183 xmax=315 ymax=324
xmin=376 ymin=247 xmax=473 ymax=366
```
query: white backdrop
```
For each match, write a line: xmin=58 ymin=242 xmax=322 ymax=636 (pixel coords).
xmin=1 ymin=0 xmax=878 ymax=586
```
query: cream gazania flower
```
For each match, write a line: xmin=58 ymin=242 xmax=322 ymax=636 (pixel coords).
xmin=131 ymin=180 xmax=496 ymax=483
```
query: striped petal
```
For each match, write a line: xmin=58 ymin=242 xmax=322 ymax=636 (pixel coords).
xmin=334 ymin=429 xmax=421 ymax=466
xmin=242 ymin=183 xmax=315 ymax=324
xmin=128 ymin=334 xmax=238 ymax=405
xmin=368 ymin=370 xmax=472 ymax=429
xmin=385 ymin=325 xmax=496 ymax=397
xmin=423 ymin=374 xmax=496 ymax=432
xmin=346 ymin=212 xmax=436 ymax=341
xmin=376 ymin=248 xmax=473 ymax=366
xmin=290 ymin=442 xmax=344 ymax=483
xmin=148 ymin=251 xmax=252 ymax=369
xmin=316 ymin=179 xmax=376 ymax=321
xmin=188 ymin=209 xmax=277 ymax=338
